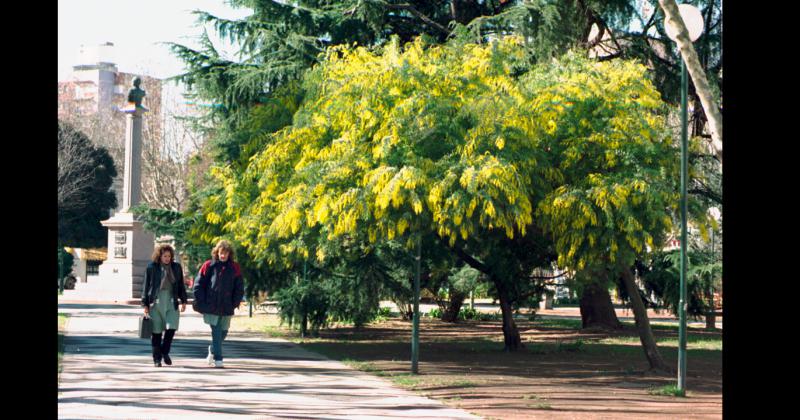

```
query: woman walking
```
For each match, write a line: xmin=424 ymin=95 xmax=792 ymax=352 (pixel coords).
xmin=192 ymin=240 xmax=244 ymax=368
xmin=142 ymin=244 xmax=187 ymax=367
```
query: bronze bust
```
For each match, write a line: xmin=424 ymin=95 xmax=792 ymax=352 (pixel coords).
xmin=127 ymin=77 xmax=146 ymax=107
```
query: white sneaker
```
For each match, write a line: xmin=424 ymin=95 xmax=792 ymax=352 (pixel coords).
xmin=214 ymin=360 xmax=224 ymax=368
xmin=206 ymin=346 xmax=214 ymax=366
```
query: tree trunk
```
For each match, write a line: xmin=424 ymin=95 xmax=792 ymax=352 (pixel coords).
xmin=395 ymin=302 xmax=414 ymax=321
xmin=495 ymin=280 xmax=523 ymax=351
xmin=658 ymin=0 xmax=723 ymax=163
xmin=441 ymin=289 xmax=467 ymax=322
xmin=579 ymin=282 xmax=623 ymax=330
xmin=619 ymin=268 xmax=671 ymax=372
xmin=446 ymin=245 xmax=522 ymax=350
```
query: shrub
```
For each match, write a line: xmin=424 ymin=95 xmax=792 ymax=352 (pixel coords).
xmin=554 ymin=297 xmax=581 ymax=306
xmin=427 ymin=307 xmax=442 ymax=318
xmin=476 ymin=311 xmax=501 ymax=321
xmin=458 ymin=307 xmax=479 ymax=320
xmin=57 ymin=247 xmax=75 ymax=291
xmin=373 ymin=306 xmax=393 ymax=322
xmin=63 ymin=275 xmax=77 ymax=290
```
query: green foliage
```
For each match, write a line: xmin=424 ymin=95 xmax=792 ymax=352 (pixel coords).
xmin=273 ymin=276 xmax=331 ymax=335
xmin=636 ymin=245 xmax=721 ymax=318
xmin=477 ymin=311 xmax=503 ymax=321
xmin=57 ymin=121 xmax=118 ymax=248
xmin=58 ymin=247 xmax=75 ymax=291
xmin=205 ymin=36 xmax=673 ymax=342
xmin=169 ymin=0 xmax=721 ymax=337
xmin=532 ymin=50 xmax=676 ymax=272
xmin=648 ymin=383 xmax=686 ymax=397
xmin=374 ymin=306 xmax=393 ymax=321
xmin=131 ymin=205 xmax=209 ymax=270
xmin=57 ymin=248 xmax=74 ymax=279
xmin=427 ymin=307 xmax=442 ymax=319
xmin=554 ymin=296 xmax=581 ymax=306
xmin=449 ymin=265 xmax=482 ymax=296
xmin=458 ymin=306 xmax=479 ymax=320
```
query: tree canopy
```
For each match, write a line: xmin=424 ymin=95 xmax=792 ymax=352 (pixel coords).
xmin=207 ymin=36 xmax=675 ymax=349
xmin=58 ymin=121 xmax=118 ymax=248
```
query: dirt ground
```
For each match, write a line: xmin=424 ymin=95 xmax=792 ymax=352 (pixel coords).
xmin=286 ymin=316 xmax=722 ymax=420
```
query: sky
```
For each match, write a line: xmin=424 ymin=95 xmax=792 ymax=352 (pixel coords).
xmin=58 ymin=0 xmax=252 ymax=82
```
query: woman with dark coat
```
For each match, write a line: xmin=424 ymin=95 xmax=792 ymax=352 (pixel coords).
xmin=192 ymin=240 xmax=244 ymax=368
xmin=142 ymin=244 xmax=187 ymax=367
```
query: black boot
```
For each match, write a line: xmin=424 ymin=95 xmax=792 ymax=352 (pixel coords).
xmin=151 ymin=332 xmax=163 ymax=367
xmin=162 ymin=329 xmax=176 ymax=365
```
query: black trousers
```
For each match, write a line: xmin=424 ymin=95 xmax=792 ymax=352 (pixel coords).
xmin=151 ymin=329 xmax=176 ymax=360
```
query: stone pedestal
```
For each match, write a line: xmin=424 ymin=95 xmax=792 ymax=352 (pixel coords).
xmin=98 ymin=212 xmax=154 ymax=299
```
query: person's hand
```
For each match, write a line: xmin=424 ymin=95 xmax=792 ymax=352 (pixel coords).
xmin=180 ymin=303 xmax=186 ymax=313
xmin=143 ymin=306 xmax=150 ymax=316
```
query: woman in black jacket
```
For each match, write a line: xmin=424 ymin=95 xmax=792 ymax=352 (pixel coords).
xmin=192 ymin=240 xmax=244 ymax=368
xmin=142 ymin=244 xmax=187 ymax=367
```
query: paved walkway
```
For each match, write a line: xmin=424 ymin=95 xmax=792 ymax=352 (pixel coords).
xmin=58 ymin=302 xmax=479 ymax=420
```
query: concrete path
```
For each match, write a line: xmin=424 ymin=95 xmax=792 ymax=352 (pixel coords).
xmin=58 ymin=303 xmax=480 ymax=420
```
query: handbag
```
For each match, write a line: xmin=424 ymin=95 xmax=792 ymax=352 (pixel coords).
xmin=139 ymin=315 xmax=153 ymax=339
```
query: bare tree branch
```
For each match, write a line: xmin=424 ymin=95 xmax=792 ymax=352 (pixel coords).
xmin=58 ymin=127 xmax=95 ymax=211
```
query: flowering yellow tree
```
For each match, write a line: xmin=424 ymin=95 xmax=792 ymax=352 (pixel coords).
xmin=213 ymin=36 xmax=675 ymax=357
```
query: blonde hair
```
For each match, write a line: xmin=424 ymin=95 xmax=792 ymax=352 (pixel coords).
xmin=211 ymin=240 xmax=235 ymax=263
xmin=151 ymin=244 xmax=175 ymax=264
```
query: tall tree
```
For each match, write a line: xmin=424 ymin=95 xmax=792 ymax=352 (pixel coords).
xmin=212 ymin=37 xmax=673 ymax=352
xmin=532 ymin=50 xmax=678 ymax=370
xmin=170 ymin=0 xmax=721 ymax=350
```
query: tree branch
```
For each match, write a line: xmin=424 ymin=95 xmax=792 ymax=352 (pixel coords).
xmin=528 ymin=271 xmax=570 ymax=281
xmin=444 ymin=239 xmax=491 ymax=277
xmin=658 ymin=0 xmax=723 ymax=163
xmin=385 ymin=3 xmax=450 ymax=36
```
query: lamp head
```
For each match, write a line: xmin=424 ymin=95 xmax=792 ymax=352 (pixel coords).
xmin=665 ymin=4 xmax=705 ymax=42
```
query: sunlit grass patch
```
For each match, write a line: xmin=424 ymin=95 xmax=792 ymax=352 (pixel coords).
xmin=229 ymin=313 xmax=293 ymax=338
xmin=648 ymin=383 xmax=686 ymax=397
xmin=595 ymin=335 xmax=721 ymax=351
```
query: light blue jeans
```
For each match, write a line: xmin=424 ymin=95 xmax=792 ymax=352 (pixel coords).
xmin=210 ymin=324 xmax=229 ymax=361
xmin=204 ymin=314 xmax=232 ymax=361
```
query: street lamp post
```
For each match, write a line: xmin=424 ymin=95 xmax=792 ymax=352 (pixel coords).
xmin=412 ymin=234 xmax=421 ymax=374
xmin=665 ymin=3 xmax=704 ymax=394
xmin=707 ymin=207 xmax=721 ymax=330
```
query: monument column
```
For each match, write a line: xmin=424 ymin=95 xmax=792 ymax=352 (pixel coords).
xmin=97 ymin=77 xmax=155 ymax=301
xmin=121 ymin=108 xmax=143 ymax=211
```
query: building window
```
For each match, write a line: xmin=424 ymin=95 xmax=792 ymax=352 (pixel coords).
xmin=86 ymin=261 xmax=101 ymax=276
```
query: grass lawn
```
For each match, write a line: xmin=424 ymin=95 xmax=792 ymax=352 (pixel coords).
xmin=228 ymin=312 xmax=721 ymax=419
xmin=230 ymin=312 xmax=287 ymax=337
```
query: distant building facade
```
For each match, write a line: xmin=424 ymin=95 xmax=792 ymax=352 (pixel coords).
xmin=58 ymin=42 xmax=164 ymax=214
